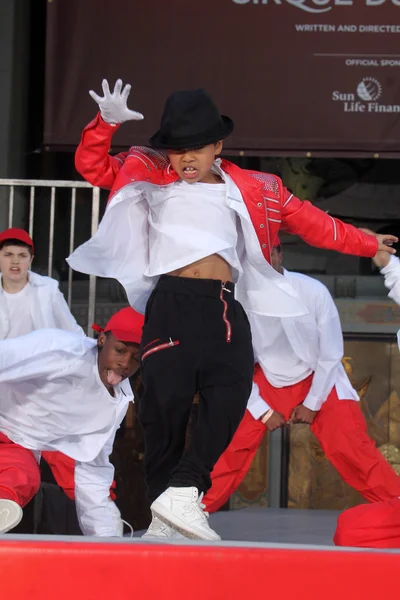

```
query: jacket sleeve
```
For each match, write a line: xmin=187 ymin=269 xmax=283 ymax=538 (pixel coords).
xmin=302 ymin=284 xmax=344 ymax=411
xmin=280 ymin=187 xmax=378 ymax=257
xmin=52 ymin=285 xmax=85 ymax=335
xmin=75 ymin=112 xmax=128 ymax=189
xmin=380 ymin=255 xmax=400 ymax=306
xmin=74 ymin=427 xmax=122 ymax=537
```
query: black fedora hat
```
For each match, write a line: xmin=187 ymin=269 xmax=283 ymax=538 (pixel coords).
xmin=149 ymin=88 xmax=234 ymax=149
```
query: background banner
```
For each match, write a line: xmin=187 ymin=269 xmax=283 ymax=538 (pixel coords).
xmin=44 ymin=0 xmax=400 ymax=155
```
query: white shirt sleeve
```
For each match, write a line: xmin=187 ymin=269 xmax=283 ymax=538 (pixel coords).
xmin=302 ymin=284 xmax=344 ymax=412
xmin=381 ymin=255 xmax=400 ymax=306
xmin=52 ymin=287 xmax=85 ymax=335
xmin=74 ymin=428 xmax=122 ymax=537
xmin=246 ymin=382 xmax=271 ymax=420
xmin=74 ymin=394 xmax=131 ymax=537
xmin=0 ymin=329 xmax=88 ymax=383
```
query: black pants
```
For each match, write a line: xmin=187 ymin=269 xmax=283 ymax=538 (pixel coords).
xmin=139 ymin=275 xmax=254 ymax=503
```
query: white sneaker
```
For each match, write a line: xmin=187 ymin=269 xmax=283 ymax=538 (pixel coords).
xmin=142 ymin=515 xmax=187 ymax=540
xmin=0 ymin=499 xmax=23 ymax=534
xmin=151 ymin=486 xmax=221 ymax=541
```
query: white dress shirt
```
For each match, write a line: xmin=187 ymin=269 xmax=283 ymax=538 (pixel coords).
xmin=381 ymin=255 xmax=400 ymax=305
xmin=380 ymin=255 xmax=400 ymax=349
xmin=0 ymin=271 xmax=83 ymax=339
xmin=248 ymin=269 xmax=358 ymax=419
xmin=0 ymin=329 xmax=132 ymax=536
xmin=146 ymin=179 xmax=242 ymax=281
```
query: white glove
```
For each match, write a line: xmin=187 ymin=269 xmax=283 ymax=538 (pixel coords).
xmin=89 ymin=79 xmax=144 ymax=124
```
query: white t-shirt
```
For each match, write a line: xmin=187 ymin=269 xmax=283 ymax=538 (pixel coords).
xmin=145 ymin=180 xmax=243 ymax=281
xmin=3 ymin=282 xmax=34 ymax=338
xmin=255 ymin=317 xmax=312 ymax=388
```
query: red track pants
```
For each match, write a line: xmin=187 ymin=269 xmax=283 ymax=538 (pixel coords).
xmin=41 ymin=452 xmax=76 ymax=500
xmin=0 ymin=435 xmax=116 ymax=510
xmin=41 ymin=453 xmax=117 ymax=501
xmin=204 ymin=366 xmax=400 ymax=512
xmin=334 ymin=498 xmax=400 ymax=548
xmin=0 ymin=432 xmax=41 ymax=507
xmin=0 ymin=433 xmax=75 ymax=505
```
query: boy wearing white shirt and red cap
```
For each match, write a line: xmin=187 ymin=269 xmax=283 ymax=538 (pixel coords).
xmin=0 ymin=307 xmax=143 ymax=537
xmin=202 ymin=237 xmax=400 ymax=516
xmin=68 ymin=79 xmax=396 ymax=541
xmin=0 ymin=227 xmax=85 ymax=513
xmin=0 ymin=227 xmax=83 ymax=338
xmin=334 ymin=241 xmax=400 ymax=549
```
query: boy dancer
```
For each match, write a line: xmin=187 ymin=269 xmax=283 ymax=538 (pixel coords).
xmin=0 ymin=228 xmax=83 ymax=337
xmin=68 ymin=79 xmax=396 ymax=541
xmin=0 ymin=227 xmax=84 ymax=505
xmin=203 ymin=238 xmax=400 ymax=516
xmin=334 ymin=242 xmax=400 ymax=548
xmin=0 ymin=307 xmax=143 ymax=537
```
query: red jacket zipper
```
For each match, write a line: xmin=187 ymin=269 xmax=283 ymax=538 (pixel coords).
xmin=220 ymin=283 xmax=232 ymax=343
xmin=142 ymin=338 xmax=180 ymax=361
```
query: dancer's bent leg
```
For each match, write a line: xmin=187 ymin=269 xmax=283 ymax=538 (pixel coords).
xmin=0 ymin=432 xmax=40 ymax=533
xmin=334 ymin=498 xmax=400 ymax=548
xmin=311 ymin=387 xmax=400 ymax=502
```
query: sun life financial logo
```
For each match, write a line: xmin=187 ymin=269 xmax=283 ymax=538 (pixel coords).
xmin=332 ymin=77 xmax=400 ymax=113
xmin=356 ymin=78 xmax=382 ymax=102
xmin=232 ymin=0 xmax=400 ymax=15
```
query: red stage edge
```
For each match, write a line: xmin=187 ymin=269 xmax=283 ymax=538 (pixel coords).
xmin=2 ymin=537 xmax=400 ymax=599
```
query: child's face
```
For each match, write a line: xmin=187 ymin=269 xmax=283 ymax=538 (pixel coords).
xmin=0 ymin=244 xmax=32 ymax=284
xmin=97 ymin=332 xmax=140 ymax=391
xmin=168 ymin=142 xmax=223 ymax=184
xmin=271 ymin=247 xmax=283 ymax=273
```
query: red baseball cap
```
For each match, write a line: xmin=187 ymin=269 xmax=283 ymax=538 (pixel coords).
xmin=92 ymin=307 xmax=144 ymax=344
xmin=0 ymin=228 xmax=34 ymax=253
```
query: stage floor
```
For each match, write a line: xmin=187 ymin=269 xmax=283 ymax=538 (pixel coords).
xmin=134 ymin=507 xmax=342 ymax=546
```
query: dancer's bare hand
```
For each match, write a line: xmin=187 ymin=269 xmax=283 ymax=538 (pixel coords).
xmin=290 ymin=405 xmax=316 ymax=425
xmin=372 ymin=249 xmax=392 ymax=268
xmin=89 ymin=79 xmax=144 ymax=124
xmin=261 ymin=410 xmax=286 ymax=431
xmin=359 ymin=228 xmax=397 ymax=264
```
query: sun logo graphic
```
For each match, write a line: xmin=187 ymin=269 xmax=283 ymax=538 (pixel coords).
xmin=356 ymin=78 xmax=382 ymax=102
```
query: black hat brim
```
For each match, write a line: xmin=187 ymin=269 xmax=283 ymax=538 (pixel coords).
xmin=149 ymin=115 xmax=234 ymax=149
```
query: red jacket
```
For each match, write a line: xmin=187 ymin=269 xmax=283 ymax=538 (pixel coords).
xmin=75 ymin=113 xmax=378 ymax=261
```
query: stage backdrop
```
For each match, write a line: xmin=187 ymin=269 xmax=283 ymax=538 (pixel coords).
xmin=44 ymin=0 xmax=400 ymax=155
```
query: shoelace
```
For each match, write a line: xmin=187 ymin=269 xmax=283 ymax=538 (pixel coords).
xmin=198 ymin=493 xmax=210 ymax=519
xmin=121 ymin=519 xmax=134 ymax=537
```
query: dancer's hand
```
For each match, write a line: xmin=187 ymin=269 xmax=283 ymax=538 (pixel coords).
xmin=261 ymin=410 xmax=286 ymax=431
xmin=290 ymin=405 xmax=316 ymax=425
xmin=359 ymin=228 xmax=397 ymax=261
xmin=372 ymin=248 xmax=392 ymax=268
xmin=89 ymin=79 xmax=144 ymax=124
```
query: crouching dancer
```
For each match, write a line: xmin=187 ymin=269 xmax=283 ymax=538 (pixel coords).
xmin=334 ymin=242 xmax=400 ymax=549
xmin=0 ymin=307 xmax=143 ymax=537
